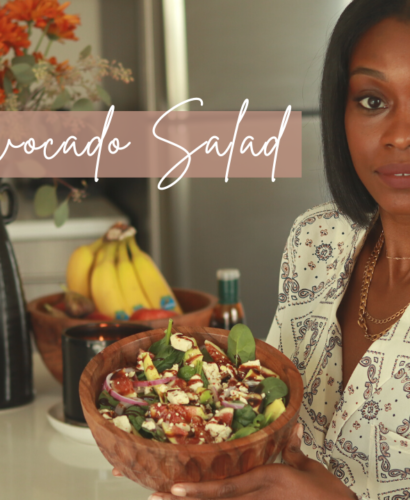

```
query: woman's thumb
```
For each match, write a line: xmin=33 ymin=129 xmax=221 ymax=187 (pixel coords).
xmin=281 ymin=423 xmax=308 ymax=470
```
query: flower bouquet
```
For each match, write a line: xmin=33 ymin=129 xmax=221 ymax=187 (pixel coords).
xmin=0 ymin=0 xmax=133 ymax=111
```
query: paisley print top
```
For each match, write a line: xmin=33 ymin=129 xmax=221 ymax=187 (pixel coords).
xmin=266 ymin=202 xmax=410 ymax=500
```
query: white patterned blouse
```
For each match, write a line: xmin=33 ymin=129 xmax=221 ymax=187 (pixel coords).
xmin=266 ymin=202 xmax=410 ymax=500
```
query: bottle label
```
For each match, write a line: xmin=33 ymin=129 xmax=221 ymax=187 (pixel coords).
xmin=218 ymin=278 xmax=239 ymax=305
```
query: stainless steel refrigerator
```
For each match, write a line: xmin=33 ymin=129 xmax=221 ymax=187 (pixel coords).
xmin=100 ymin=0 xmax=351 ymax=337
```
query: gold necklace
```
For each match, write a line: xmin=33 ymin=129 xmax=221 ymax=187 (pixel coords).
xmin=358 ymin=231 xmax=410 ymax=341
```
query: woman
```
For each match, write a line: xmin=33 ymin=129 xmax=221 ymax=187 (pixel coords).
xmin=118 ymin=1 xmax=410 ymax=498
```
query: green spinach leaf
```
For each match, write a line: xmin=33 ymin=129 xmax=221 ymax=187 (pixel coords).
xmin=153 ymin=346 xmax=185 ymax=373
xmin=232 ymin=405 xmax=257 ymax=431
xmin=252 ymin=413 xmax=268 ymax=429
xmin=149 ymin=319 xmax=173 ymax=355
xmin=178 ymin=365 xmax=196 ymax=381
xmin=229 ymin=426 xmax=258 ymax=441
xmin=200 ymin=345 xmax=214 ymax=363
xmin=260 ymin=377 xmax=288 ymax=409
xmin=227 ymin=324 xmax=256 ymax=366
xmin=97 ymin=390 xmax=117 ymax=409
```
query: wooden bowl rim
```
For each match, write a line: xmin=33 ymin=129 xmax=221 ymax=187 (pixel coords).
xmin=79 ymin=326 xmax=304 ymax=453
xmin=27 ymin=288 xmax=219 ymax=322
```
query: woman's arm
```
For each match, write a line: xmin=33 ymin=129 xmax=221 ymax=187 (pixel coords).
xmin=144 ymin=424 xmax=358 ymax=500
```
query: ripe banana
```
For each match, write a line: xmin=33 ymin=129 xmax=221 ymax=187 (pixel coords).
xmin=127 ymin=237 xmax=182 ymax=314
xmin=66 ymin=238 xmax=103 ymax=298
xmin=90 ymin=241 xmax=129 ymax=320
xmin=116 ymin=239 xmax=151 ymax=313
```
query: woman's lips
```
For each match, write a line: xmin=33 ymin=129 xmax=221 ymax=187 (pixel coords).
xmin=376 ymin=163 xmax=410 ymax=189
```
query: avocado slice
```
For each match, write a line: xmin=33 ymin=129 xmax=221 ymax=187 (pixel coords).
xmin=198 ymin=388 xmax=213 ymax=404
xmin=264 ymin=398 xmax=286 ymax=424
xmin=142 ymin=353 xmax=167 ymax=401
xmin=184 ymin=347 xmax=203 ymax=367
xmin=260 ymin=366 xmax=280 ymax=378
xmin=142 ymin=352 xmax=160 ymax=380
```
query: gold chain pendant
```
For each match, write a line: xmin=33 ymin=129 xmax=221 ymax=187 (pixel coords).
xmin=357 ymin=231 xmax=409 ymax=342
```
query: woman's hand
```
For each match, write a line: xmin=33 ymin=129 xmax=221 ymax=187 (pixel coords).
xmin=135 ymin=424 xmax=358 ymax=500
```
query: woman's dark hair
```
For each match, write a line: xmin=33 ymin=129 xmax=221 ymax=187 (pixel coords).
xmin=321 ymin=0 xmax=410 ymax=227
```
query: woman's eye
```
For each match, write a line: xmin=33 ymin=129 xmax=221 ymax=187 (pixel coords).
xmin=359 ymin=96 xmax=386 ymax=110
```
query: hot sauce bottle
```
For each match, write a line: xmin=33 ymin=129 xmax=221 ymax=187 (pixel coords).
xmin=210 ymin=269 xmax=245 ymax=329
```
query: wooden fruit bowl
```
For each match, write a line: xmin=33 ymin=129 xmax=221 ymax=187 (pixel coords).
xmin=79 ymin=326 xmax=304 ymax=492
xmin=27 ymin=288 xmax=218 ymax=384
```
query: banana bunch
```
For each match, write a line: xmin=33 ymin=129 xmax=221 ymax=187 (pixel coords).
xmin=65 ymin=224 xmax=182 ymax=320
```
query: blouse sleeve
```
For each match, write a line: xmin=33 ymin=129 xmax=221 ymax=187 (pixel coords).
xmin=265 ymin=214 xmax=298 ymax=354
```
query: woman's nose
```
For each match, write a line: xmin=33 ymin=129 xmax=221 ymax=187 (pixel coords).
xmin=382 ymin=105 xmax=410 ymax=150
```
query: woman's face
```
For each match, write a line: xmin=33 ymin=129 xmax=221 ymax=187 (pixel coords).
xmin=345 ymin=18 xmax=410 ymax=218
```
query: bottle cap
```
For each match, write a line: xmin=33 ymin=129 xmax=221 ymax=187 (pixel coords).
xmin=216 ymin=269 xmax=240 ymax=281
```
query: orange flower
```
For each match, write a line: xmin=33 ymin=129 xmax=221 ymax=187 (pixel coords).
xmin=4 ymin=0 xmax=80 ymax=41
xmin=3 ymin=0 xmax=43 ymax=22
xmin=0 ymin=9 xmax=30 ymax=56
xmin=47 ymin=12 xmax=80 ymax=41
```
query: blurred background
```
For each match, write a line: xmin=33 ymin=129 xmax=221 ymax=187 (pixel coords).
xmin=8 ymin=0 xmax=351 ymax=338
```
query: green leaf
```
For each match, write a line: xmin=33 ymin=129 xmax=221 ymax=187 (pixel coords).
xmin=98 ymin=390 xmax=117 ymax=409
xmin=96 ymin=84 xmax=111 ymax=106
xmin=165 ymin=319 xmax=173 ymax=345
xmin=34 ymin=185 xmax=57 ymax=217
xmin=259 ymin=377 xmax=288 ymax=409
xmin=3 ymin=76 xmax=12 ymax=96
xmin=54 ymin=198 xmax=69 ymax=227
xmin=71 ymin=98 xmax=94 ymax=111
xmin=229 ymin=426 xmax=258 ymax=441
xmin=200 ymin=346 xmax=214 ymax=363
xmin=178 ymin=365 xmax=196 ymax=381
xmin=80 ymin=45 xmax=92 ymax=59
xmin=153 ymin=346 xmax=184 ymax=373
xmin=51 ymin=89 xmax=70 ymax=110
xmin=232 ymin=405 xmax=257 ymax=431
xmin=252 ymin=413 xmax=268 ymax=429
xmin=11 ymin=63 xmax=36 ymax=85
xmin=125 ymin=405 xmax=148 ymax=432
xmin=227 ymin=324 xmax=256 ymax=366
xmin=12 ymin=55 xmax=35 ymax=67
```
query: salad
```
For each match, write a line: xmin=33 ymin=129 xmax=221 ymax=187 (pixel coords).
xmin=97 ymin=321 xmax=288 ymax=444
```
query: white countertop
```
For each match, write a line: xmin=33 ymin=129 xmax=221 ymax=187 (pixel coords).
xmin=0 ymin=353 xmax=152 ymax=500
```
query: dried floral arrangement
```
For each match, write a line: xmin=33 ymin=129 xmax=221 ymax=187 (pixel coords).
xmin=0 ymin=0 xmax=134 ymax=226
xmin=0 ymin=0 xmax=133 ymax=111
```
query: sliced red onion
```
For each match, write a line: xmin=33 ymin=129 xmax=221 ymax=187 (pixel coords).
xmin=209 ymin=384 xmax=220 ymax=402
xmin=114 ymin=402 xmax=131 ymax=416
xmin=133 ymin=376 xmax=176 ymax=388
xmin=221 ymin=399 xmax=245 ymax=410
xmin=104 ymin=372 xmax=148 ymax=406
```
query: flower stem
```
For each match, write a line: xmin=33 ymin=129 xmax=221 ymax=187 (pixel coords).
xmin=24 ymin=22 xmax=33 ymax=55
xmin=44 ymin=39 xmax=53 ymax=57
xmin=33 ymin=20 xmax=51 ymax=53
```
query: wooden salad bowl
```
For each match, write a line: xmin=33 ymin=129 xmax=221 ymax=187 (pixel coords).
xmin=79 ymin=326 xmax=304 ymax=492
xmin=27 ymin=288 xmax=218 ymax=384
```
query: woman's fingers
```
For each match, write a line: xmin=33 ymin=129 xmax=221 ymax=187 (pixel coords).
xmin=169 ymin=465 xmax=278 ymax=499
xmin=112 ymin=467 xmax=123 ymax=477
xmin=281 ymin=423 xmax=311 ymax=471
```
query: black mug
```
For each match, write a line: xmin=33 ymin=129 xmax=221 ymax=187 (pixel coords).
xmin=62 ymin=322 xmax=152 ymax=424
